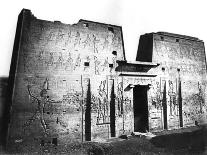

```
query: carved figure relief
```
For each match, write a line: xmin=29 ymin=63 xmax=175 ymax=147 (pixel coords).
xmin=101 ymin=58 xmax=109 ymax=72
xmin=151 ymin=81 xmax=162 ymax=109
xmin=82 ymin=34 xmax=91 ymax=48
xmin=96 ymin=80 xmax=110 ymax=124
xmin=92 ymin=34 xmax=100 ymax=53
xmin=23 ymin=78 xmax=51 ymax=135
xmin=46 ymin=31 xmax=56 ymax=42
xmin=65 ymin=52 xmax=73 ymax=71
xmin=55 ymin=52 xmax=64 ymax=69
xmin=116 ymin=81 xmax=123 ymax=116
xmin=46 ymin=52 xmax=55 ymax=68
xmin=56 ymin=29 xmax=65 ymax=44
xmin=123 ymin=97 xmax=132 ymax=113
xmin=74 ymin=31 xmax=81 ymax=47
xmin=74 ymin=54 xmax=81 ymax=70
xmin=64 ymin=30 xmax=72 ymax=46
xmin=168 ymin=80 xmax=178 ymax=116
xmin=94 ymin=56 xmax=101 ymax=75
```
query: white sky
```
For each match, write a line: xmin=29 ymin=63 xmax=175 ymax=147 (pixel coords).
xmin=0 ymin=0 xmax=207 ymax=76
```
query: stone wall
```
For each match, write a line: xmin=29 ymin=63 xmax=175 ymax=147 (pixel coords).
xmin=7 ymin=9 xmax=126 ymax=149
xmin=7 ymin=9 xmax=207 ymax=151
xmin=136 ymin=32 xmax=207 ymax=131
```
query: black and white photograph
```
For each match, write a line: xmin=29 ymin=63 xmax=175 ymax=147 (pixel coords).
xmin=0 ymin=0 xmax=207 ymax=154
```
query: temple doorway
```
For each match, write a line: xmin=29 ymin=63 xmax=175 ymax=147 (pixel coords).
xmin=133 ymin=85 xmax=149 ymax=132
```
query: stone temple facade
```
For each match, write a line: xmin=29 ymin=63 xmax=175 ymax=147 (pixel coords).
xmin=6 ymin=9 xmax=207 ymax=150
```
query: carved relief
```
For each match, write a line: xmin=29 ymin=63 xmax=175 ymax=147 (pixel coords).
xmin=183 ymin=82 xmax=206 ymax=123
xmin=94 ymin=56 xmax=101 ymax=75
xmin=101 ymin=58 xmax=109 ymax=72
xmin=74 ymin=54 xmax=81 ymax=70
xmin=96 ymin=80 xmax=110 ymax=124
xmin=82 ymin=34 xmax=91 ymax=48
xmin=55 ymin=52 xmax=64 ymax=69
xmin=23 ymin=78 xmax=51 ymax=135
xmin=65 ymin=52 xmax=73 ymax=71
xmin=46 ymin=52 xmax=55 ymax=68
xmin=92 ymin=34 xmax=100 ymax=53
xmin=116 ymin=81 xmax=123 ymax=116
xmin=8 ymin=16 xmax=128 ymax=146
xmin=56 ymin=29 xmax=65 ymax=44
xmin=62 ymin=92 xmax=82 ymax=111
xmin=74 ymin=31 xmax=81 ymax=47
xmin=150 ymin=81 xmax=162 ymax=110
xmin=64 ymin=30 xmax=72 ymax=46
xmin=23 ymin=51 xmax=35 ymax=73
xmin=123 ymin=97 xmax=132 ymax=113
xmin=168 ymin=80 xmax=178 ymax=116
xmin=46 ymin=31 xmax=56 ymax=42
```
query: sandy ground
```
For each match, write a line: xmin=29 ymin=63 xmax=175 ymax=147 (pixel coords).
xmin=0 ymin=125 xmax=206 ymax=155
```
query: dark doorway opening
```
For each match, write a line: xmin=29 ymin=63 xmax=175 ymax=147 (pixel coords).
xmin=133 ymin=85 xmax=149 ymax=132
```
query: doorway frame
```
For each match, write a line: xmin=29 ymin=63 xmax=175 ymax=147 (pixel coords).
xmin=133 ymin=84 xmax=150 ymax=132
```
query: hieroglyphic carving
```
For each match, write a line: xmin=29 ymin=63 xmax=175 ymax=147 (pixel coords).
xmin=94 ymin=56 xmax=101 ymax=75
xmin=74 ymin=54 xmax=81 ymax=70
xmin=197 ymin=82 xmax=205 ymax=113
xmin=91 ymin=94 xmax=99 ymax=113
xmin=56 ymin=29 xmax=65 ymax=44
xmin=46 ymin=31 xmax=56 ymax=42
xmin=64 ymin=30 xmax=72 ymax=46
xmin=112 ymin=34 xmax=121 ymax=48
xmin=151 ymin=81 xmax=162 ymax=109
xmin=55 ymin=52 xmax=64 ymax=69
xmin=183 ymin=82 xmax=205 ymax=121
xmin=62 ymin=92 xmax=82 ymax=111
xmin=123 ymin=97 xmax=132 ymax=113
xmin=74 ymin=31 xmax=81 ymax=47
xmin=155 ymin=39 xmax=205 ymax=65
xmin=65 ymin=52 xmax=73 ymax=71
xmin=82 ymin=34 xmax=91 ymax=48
xmin=36 ymin=50 xmax=44 ymax=64
xmin=116 ymin=81 xmax=123 ymax=116
xmin=92 ymin=34 xmax=100 ymax=53
xmin=102 ymin=32 xmax=114 ymax=51
xmin=103 ymin=37 xmax=109 ymax=50
xmin=21 ymin=22 xmax=124 ymax=75
xmin=181 ymin=80 xmax=207 ymax=127
xmin=101 ymin=58 xmax=109 ymax=72
xmin=23 ymin=51 xmax=34 ymax=73
xmin=46 ymin=52 xmax=55 ymax=68
xmin=168 ymin=80 xmax=178 ymax=116
xmin=96 ymin=80 xmax=110 ymax=124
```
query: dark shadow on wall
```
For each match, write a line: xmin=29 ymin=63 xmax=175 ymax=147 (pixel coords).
xmin=1 ymin=9 xmax=30 ymax=149
xmin=110 ymin=80 xmax=116 ymax=137
xmin=85 ymin=79 xmax=91 ymax=141
xmin=0 ymin=77 xmax=8 ymax=148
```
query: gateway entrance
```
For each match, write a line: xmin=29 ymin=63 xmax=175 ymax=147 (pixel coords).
xmin=133 ymin=85 xmax=149 ymax=132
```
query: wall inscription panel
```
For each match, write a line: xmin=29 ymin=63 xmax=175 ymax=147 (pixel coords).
xmin=7 ymin=9 xmax=126 ymax=150
xmin=150 ymin=34 xmax=207 ymax=129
